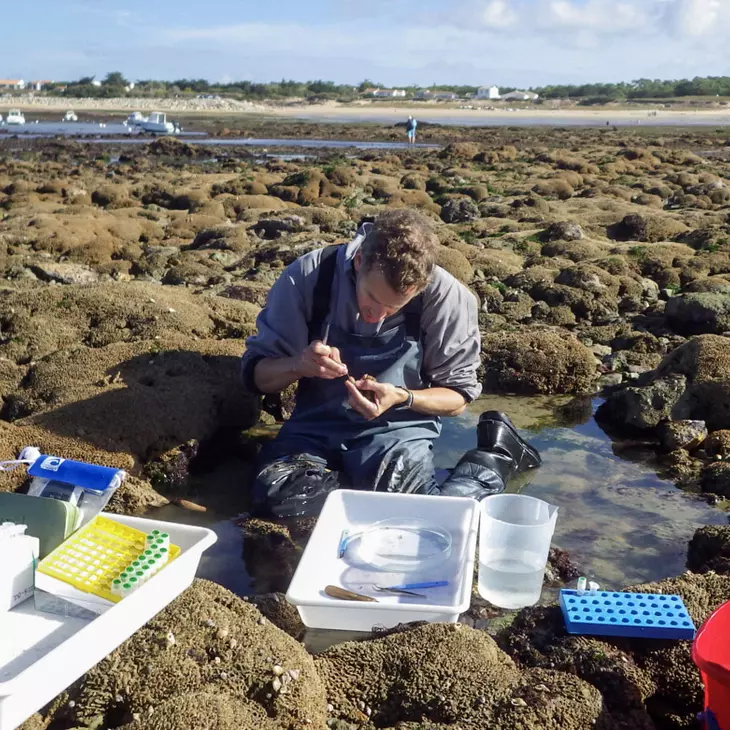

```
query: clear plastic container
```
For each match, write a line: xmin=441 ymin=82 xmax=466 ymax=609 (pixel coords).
xmin=356 ymin=518 xmax=452 ymax=572
xmin=478 ymin=494 xmax=558 ymax=609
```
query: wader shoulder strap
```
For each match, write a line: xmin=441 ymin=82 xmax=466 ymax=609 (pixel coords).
xmin=308 ymin=244 xmax=341 ymax=342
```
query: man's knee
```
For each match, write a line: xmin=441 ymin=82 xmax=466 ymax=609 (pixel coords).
xmin=252 ymin=453 xmax=340 ymax=518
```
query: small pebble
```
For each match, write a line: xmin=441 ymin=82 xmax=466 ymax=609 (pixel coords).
xmin=327 ymin=704 xmax=334 ymax=713
xmin=358 ymin=700 xmax=365 ymax=711
xmin=220 ymin=672 xmax=228 ymax=680
xmin=534 ymin=684 xmax=549 ymax=692
xmin=68 ymin=700 xmax=76 ymax=708
xmin=272 ymin=678 xmax=282 ymax=692
xmin=148 ymin=706 xmax=154 ymax=716
xmin=288 ymin=668 xmax=300 ymax=681
xmin=217 ymin=628 xmax=229 ymax=639
xmin=166 ymin=631 xmax=176 ymax=647
xmin=266 ymin=693 xmax=272 ymax=700
xmin=258 ymin=617 xmax=267 ymax=625
xmin=133 ymin=713 xmax=141 ymax=722
xmin=204 ymin=618 xmax=216 ymax=628
xmin=115 ymin=695 xmax=123 ymax=703
xmin=230 ymin=638 xmax=238 ymax=648
xmin=366 ymin=707 xmax=372 ymax=717
xmin=273 ymin=665 xmax=284 ymax=676
xmin=214 ymin=656 xmax=221 ymax=664
xmin=511 ymin=698 xmax=527 ymax=708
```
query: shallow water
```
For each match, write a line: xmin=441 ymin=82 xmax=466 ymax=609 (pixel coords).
xmin=151 ymin=395 xmax=726 ymax=603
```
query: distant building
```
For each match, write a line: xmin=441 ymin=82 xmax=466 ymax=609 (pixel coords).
xmin=475 ymin=85 xmax=500 ymax=99
xmin=415 ymin=90 xmax=458 ymax=100
xmin=501 ymin=90 xmax=539 ymax=101
xmin=372 ymin=88 xmax=406 ymax=98
xmin=29 ymin=80 xmax=54 ymax=91
xmin=0 ymin=79 xmax=25 ymax=90
xmin=91 ymin=80 xmax=102 ymax=88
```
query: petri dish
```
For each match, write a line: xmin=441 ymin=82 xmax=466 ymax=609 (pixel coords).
xmin=356 ymin=518 xmax=452 ymax=571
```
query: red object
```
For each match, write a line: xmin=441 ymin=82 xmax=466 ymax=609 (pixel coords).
xmin=693 ymin=600 xmax=730 ymax=730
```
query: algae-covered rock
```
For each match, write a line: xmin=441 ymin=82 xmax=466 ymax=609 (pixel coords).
xmin=66 ymin=580 xmax=327 ymax=730
xmin=665 ymin=292 xmax=730 ymax=335
xmin=481 ymin=331 xmax=597 ymax=395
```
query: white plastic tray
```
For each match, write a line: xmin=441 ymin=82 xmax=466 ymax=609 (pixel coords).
xmin=286 ymin=490 xmax=480 ymax=632
xmin=0 ymin=513 xmax=216 ymax=730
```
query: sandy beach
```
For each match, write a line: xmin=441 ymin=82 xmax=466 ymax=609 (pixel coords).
xmin=5 ymin=95 xmax=730 ymax=125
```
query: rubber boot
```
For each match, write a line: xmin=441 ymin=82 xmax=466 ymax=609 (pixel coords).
xmin=251 ymin=454 xmax=341 ymax=518
xmin=440 ymin=411 xmax=542 ymax=499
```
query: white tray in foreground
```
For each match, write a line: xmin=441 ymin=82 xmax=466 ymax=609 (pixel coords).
xmin=0 ymin=513 xmax=216 ymax=730
xmin=286 ymin=490 xmax=480 ymax=632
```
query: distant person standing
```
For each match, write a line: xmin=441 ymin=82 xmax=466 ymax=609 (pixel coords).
xmin=406 ymin=115 xmax=417 ymax=144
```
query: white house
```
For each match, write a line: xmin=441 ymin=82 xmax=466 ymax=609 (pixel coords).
xmin=476 ymin=85 xmax=500 ymax=100
xmin=372 ymin=88 xmax=406 ymax=98
xmin=91 ymin=80 xmax=102 ymax=87
xmin=0 ymin=79 xmax=25 ymax=91
xmin=415 ymin=90 xmax=458 ymax=100
xmin=501 ymin=90 xmax=539 ymax=101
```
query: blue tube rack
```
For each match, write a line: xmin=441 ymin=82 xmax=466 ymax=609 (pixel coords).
xmin=559 ymin=589 xmax=696 ymax=640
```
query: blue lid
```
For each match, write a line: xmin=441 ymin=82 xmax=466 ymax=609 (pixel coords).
xmin=28 ymin=455 xmax=123 ymax=494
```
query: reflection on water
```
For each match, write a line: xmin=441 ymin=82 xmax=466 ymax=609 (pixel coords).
xmin=445 ymin=396 xmax=726 ymax=588
xmin=150 ymin=394 xmax=726 ymax=610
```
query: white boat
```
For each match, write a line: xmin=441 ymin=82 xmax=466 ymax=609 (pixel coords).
xmin=63 ymin=110 xmax=78 ymax=122
xmin=5 ymin=109 xmax=25 ymax=125
xmin=125 ymin=111 xmax=147 ymax=126
xmin=141 ymin=111 xmax=177 ymax=135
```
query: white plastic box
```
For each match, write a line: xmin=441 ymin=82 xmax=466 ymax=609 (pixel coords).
xmin=286 ymin=490 xmax=480 ymax=632
xmin=0 ymin=513 xmax=216 ymax=730
xmin=0 ymin=535 xmax=39 ymax=613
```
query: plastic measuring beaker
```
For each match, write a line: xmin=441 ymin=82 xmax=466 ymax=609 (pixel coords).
xmin=478 ymin=494 xmax=558 ymax=609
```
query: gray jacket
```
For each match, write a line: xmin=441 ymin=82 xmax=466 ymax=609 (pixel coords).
xmin=242 ymin=228 xmax=482 ymax=402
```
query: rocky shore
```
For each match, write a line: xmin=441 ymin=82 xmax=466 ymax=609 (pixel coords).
xmin=0 ymin=124 xmax=728 ymax=728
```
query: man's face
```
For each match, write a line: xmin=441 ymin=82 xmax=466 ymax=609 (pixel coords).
xmin=354 ymin=251 xmax=419 ymax=324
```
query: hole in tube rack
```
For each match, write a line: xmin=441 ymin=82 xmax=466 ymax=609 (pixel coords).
xmin=683 ymin=621 xmax=690 ymax=627
xmin=634 ymin=619 xmax=641 ymax=624
xmin=659 ymin=620 xmax=666 ymax=625
xmin=622 ymin=618 xmax=629 ymax=623
xmin=646 ymin=620 xmax=654 ymax=625
xmin=670 ymin=621 xmax=677 ymax=626
xmin=612 ymin=593 xmax=620 ymax=598
xmin=598 ymin=617 xmax=605 ymax=622
xmin=610 ymin=618 xmax=617 ymax=623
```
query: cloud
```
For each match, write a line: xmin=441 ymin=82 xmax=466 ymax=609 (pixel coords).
xmin=537 ymin=0 xmax=651 ymax=32
xmin=665 ymin=0 xmax=727 ymax=36
xmin=481 ymin=0 xmax=519 ymax=28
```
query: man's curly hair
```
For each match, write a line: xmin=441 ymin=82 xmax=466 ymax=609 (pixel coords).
xmin=360 ymin=209 xmax=438 ymax=294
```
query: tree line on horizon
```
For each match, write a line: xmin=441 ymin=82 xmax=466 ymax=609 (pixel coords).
xmin=39 ymin=72 xmax=730 ymax=102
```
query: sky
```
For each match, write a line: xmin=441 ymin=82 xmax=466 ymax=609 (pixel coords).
xmin=2 ymin=0 xmax=730 ymax=88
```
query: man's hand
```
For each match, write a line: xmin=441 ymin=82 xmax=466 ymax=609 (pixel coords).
xmin=344 ymin=377 xmax=408 ymax=420
xmin=294 ymin=341 xmax=348 ymax=380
